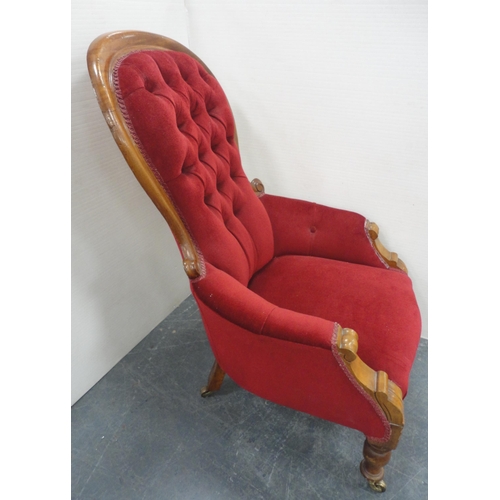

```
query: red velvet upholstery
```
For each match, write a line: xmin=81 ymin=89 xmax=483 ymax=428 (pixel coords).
xmin=115 ymin=50 xmax=274 ymax=285
xmin=260 ymin=194 xmax=389 ymax=269
xmin=112 ymin=47 xmax=421 ymax=444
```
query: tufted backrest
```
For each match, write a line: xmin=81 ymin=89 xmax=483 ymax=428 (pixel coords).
xmin=113 ymin=48 xmax=274 ymax=285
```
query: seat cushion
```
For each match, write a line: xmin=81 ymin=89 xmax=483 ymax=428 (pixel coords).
xmin=248 ymin=255 xmax=421 ymax=395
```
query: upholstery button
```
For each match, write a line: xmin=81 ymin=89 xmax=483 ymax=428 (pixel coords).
xmin=310 ymin=226 xmax=317 ymax=233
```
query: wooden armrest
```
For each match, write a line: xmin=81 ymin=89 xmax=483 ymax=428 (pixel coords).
xmin=366 ymin=221 xmax=408 ymax=274
xmin=336 ymin=325 xmax=404 ymax=449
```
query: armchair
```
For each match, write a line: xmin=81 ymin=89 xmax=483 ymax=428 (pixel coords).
xmin=87 ymin=31 xmax=421 ymax=492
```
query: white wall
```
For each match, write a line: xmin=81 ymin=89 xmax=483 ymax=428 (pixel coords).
xmin=72 ymin=0 xmax=427 ymax=404
xmin=71 ymin=1 xmax=191 ymax=404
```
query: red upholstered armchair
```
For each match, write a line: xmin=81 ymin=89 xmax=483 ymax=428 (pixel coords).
xmin=87 ymin=31 xmax=421 ymax=493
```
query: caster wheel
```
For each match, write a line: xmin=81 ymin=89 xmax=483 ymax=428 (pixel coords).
xmin=200 ymin=386 xmax=213 ymax=398
xmin=368 ymin=479 xmax=387 ymax=493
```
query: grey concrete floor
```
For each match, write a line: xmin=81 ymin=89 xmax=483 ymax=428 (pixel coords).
xmin=72 ymin=295 xmax=428 ymax=500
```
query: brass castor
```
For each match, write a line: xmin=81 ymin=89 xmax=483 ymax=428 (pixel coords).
xmin=368 ymin=479 xmax=387 ymax=493
xmin=200 ymin=386 xmax=213 ymax=398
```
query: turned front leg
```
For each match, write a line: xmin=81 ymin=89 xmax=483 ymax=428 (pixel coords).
xmin=360 ymin=439 xmax=392 ymax=492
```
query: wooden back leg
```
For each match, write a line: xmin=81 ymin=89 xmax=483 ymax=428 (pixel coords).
xmin=200 ymin=360 xmax=226 ymax=397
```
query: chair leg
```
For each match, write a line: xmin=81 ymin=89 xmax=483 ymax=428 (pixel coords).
xmin=200 ymin=360 xmax=225 ymax=397
xmin=360 ymin=438 xmax=392 ymax=492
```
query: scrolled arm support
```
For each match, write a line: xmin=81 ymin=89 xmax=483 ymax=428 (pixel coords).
xmin=336 ymin=326 xmax=404 ymax=446
xmin=366 ymin=221 xmax=408 ymax=274
xmin=337 ymin=327 xmax=358 ymax=362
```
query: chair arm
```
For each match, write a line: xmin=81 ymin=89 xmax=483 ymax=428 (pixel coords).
xmin=191 ymin=263 xmax=334 ymax=350
xmin=193 ymin=263 xmax=404 ymax=444
xmin=259 ymin=193 xmax=395 ymax=270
